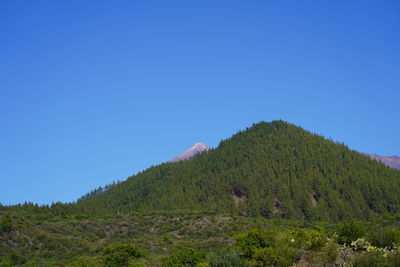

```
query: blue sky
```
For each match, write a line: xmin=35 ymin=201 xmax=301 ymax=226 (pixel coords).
xmin=1 ymin=1 xmax=399 ymax=205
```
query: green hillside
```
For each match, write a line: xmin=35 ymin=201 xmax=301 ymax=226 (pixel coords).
xmin=77 ymin=120 xmax=400 ymax=221
xmin=2 ymin=120 xmax=400 ymax=266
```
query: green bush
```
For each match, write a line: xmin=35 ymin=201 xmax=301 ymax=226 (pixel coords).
xmin=350 ymin=238 xmax=374 ymax=252
xmin=367 ymin=227 xmax=400 ymax=249
xmin=352 ymin=250 xmax=386 ymax=267
xmin=235 ymin=229 xmax=275 ymax=258
xmin=68 ymin=256 xmax=100 ymax=266
xmin=207 ymin=249 xmax=245 ymax=267
xmin=102 ymin=244 xmax=143 ymax=267
xmin=0 ymin=214 xmax=12 ymax=233
xmin=386 ymin=250 xmax=400 ymax=267
xmin=321 ymin=240 xmax=339 ymax=264
xmin=235 ymin=228 xmax=302 ymax=266
xmin=162 ymin=248 xmax=206 ymax=267
xmin=9 ymin=252 xmax=26 ymax=265
xmin=336 ymin=220 xmax=365 ymax=245
xmin=291 ymin=229 xmax=327 ymax=250
xmin=127 ymin=258 xmax=148 ymax=267
xmin=251 ymin=246 xmax=301 ymax=267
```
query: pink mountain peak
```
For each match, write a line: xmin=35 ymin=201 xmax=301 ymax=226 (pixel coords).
xmin=168 ymin=143 xmax=211 ymax=163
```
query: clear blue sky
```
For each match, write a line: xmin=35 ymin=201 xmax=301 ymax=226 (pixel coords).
xmin=1 ymin=1 xmax=399 ymax=205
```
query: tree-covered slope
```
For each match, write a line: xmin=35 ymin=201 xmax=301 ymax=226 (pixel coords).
xmin=77 ymin=121 xmax=400 ymax=221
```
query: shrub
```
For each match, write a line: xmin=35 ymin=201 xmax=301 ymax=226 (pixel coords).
xmin=0 ymin=253 xmax=26 ymax=266
xmin=207 ymin=249 xmax=245 ymax=267
xmin=235 ymin=228 xmax=302 ymax=267
xmin=336 ymin=220 xmax=365 ymax=245
xmin=352 ymin=250 xmax=386 ymax=267
xmin=235 ymin=229 xmax=275 ymax=258
xmin=291 ymin=229 xmax=327 ymax=250
xmin=0 ymin=214 xmax=12 ymax=233
xmin=10 ymin=252 xmax=26 ymax=265
xmin=367 ymin=227 xmax=400 ymax=249
xmin=127 ymin=258 xmax=148 ymax=267
xmin=102 ymin=244 xmax=143 ymax=267
xmin=321 ymin=240 xmax=339 ymax=264
xmin=350 ymin=238 xmax=373 ymax=252
xmin=69 ymin=256 xmax=99 ymax=266
xmin=386 ymin=250 xmax=400 ymax=266
xmin=251 ymin=246 xmax=301 ymax=267
xmin=162 ymin=248 xmax=206 ymax=267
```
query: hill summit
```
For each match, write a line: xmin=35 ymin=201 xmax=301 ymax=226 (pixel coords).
xmin=78 ymin=121 xmax=400 ymax=221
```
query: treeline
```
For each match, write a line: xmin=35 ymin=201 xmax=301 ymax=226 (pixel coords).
xmin=77 ymin=121 xmax=400 ymax=221
xmin=0 ymin=202 xmax=86 ymax=218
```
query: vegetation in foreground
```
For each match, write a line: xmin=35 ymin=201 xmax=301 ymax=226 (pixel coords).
xmin=1 ymin=208 xmax=400 ymax=266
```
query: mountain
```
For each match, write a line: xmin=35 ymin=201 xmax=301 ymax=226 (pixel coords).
xmin=362 ymin=153 xmax=400 ymax=170
xmin=78 ymin=121 xmax=400 ymax=221
xmin=168 ymin=143 xmax=211 ymax=162
xmin=3 ymin=121 xmax=400 ymax=267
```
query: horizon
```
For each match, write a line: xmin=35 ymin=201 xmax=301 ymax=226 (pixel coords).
xmin=1 ymin=1 xmax=399 ymax=205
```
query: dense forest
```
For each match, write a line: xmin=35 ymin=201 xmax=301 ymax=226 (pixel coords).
xmin=1 ymin=120 xmax=400 ymax=266
xmin=78 ymin=121 xmax=400 ymax=221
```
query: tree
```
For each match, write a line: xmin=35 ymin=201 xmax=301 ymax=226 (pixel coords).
xmin=336 ymin=220 xmax=365 ymax=245
xmin=102 ymin=244 xmax=143 ymax=267
xmin=0 ymin=214 xmax=12 ymax=233
xmin=162 ymin=248 xmax=206 ymax=267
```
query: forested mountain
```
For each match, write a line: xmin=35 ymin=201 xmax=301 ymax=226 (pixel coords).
xmin=77 ymin=121 xmax=400 ymax=221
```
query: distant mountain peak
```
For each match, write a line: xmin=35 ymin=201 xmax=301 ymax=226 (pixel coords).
xmin=168 ymin=143 xmax=211 ymax=163
xmin=362 ymin=153 xmax=400 ymax=170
